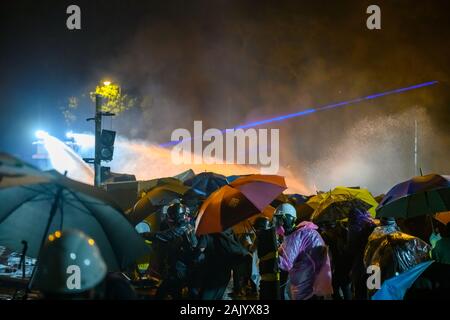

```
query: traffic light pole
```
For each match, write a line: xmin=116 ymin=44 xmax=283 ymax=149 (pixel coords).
xmin=94 ymin=94 xmax=102 ymax=187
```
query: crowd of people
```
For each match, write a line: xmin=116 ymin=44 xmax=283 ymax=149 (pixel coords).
xmin=29 ymin=193 xmax=450 ymax=300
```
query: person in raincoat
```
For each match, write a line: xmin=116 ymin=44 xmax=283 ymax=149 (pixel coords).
xmin=364 ymin=217 xmax=400 ymax=269
xmin=276 ymin=203 xmax=333 ymax=300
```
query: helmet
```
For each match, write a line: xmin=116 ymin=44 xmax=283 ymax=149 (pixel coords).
xmin=166 ymin=202 xmax=188 ymax=225
xmin=274 ymin=203 xmax=297 ymax=232
xmin=253 ymin=217 xmax=272 ymax=231
xmin=274 ymin=203 xmax=297 ymax=220
xmin=32 ymin=229 xmax=107 ymax=294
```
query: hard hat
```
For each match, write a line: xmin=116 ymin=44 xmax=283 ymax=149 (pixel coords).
xmin=274 ymin=203 xmax=297 ymax=220
xmin=32 ymin=229 xmax=107 ymax=294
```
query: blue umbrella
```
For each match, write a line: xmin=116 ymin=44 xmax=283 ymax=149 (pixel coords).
xmin=372 ymin=261 xmax=434 ymax=300
xmin=185 ymin=172 xmax=228 ymax=197
xmin=376 ymin=174 xmax=450 ymax=219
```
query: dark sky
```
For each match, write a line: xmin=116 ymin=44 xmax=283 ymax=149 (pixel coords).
xmin=0 ymin=0 xmax=449 ymax=183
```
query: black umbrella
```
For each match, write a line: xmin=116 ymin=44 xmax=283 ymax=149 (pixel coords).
xmin=0 ymin=170 xmax=149 ymax=271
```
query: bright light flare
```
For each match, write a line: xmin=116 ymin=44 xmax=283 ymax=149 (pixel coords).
xmin=35 ymin=130 xmax=49 ymax=139
xmin=103 ymin=80 xmax=111 ymax=86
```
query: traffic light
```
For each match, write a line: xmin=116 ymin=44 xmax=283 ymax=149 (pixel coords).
xmin=100 ymin=166 xmax=111 ymax=182
xmin=99 ymin=129 xmax=116 ymax=161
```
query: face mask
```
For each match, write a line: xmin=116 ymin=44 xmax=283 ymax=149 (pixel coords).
xmin=276 ymin=225 xmax=285 ymax=237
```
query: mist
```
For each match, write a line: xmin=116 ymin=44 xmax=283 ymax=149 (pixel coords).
xmin=64 ymin=1 xmax=449 ymax=195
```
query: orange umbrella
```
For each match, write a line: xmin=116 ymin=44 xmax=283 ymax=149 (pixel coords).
xmin=434 ymin=211 xmax=450 ymax=225
xmin=195 ymin=175 xmax=286 ymax=235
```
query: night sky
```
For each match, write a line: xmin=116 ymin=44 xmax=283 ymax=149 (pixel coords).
xmin=0 ymin=1 xmax=449 ymax=184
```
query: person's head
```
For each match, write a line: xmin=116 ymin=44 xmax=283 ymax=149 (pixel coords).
xmin=32 ymin=229 xmax=107 ymax=299
xmin=273 ymin=203 xmax=297 ymax=234
xmin=166 ymin=202 xmax=189 ymax=226
xmin=253 ymin=216 xmax=272 ymax=232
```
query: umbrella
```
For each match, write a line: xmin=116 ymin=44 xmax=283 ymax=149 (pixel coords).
xmin=306 ymin=192 xmax=328 ymax=210
xmin=434 ymin=211 xmax=450 ymax=225
xmin=138 ymin=176 xmax=185 ymax=194
xmin=372 ymin=260 xmax=434 ymax=300
xmin=288 ymin=194 xmax=309 ymax=205
xmin=0 ymin=170 xmax=149 ymax=271
xmin=173 ymin=169 xmax=196 ymax=183
xmin=127 ymin=184 xmax=189 ymax=225
xmin=185 ymin=172 xmax=228 ymax=197
xmin=195 ymin=174 xmax=287 ymax=235
xmin=311 ymin=193 xmax=373 ymax=224
xmin=0 ymin=153 xmax=50 ymax=188
xmin=328 ymin=186 xmax=378 ymax=216
xmin=376 ymin=174 xmax=450 ymax=219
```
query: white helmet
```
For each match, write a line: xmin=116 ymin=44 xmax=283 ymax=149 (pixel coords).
xmin=274 ymin=203 xmax=297 ymax=220
xmin=32 ymin=229 xmax=107 ymax=294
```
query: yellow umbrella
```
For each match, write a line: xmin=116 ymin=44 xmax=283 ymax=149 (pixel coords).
xmin=306 ymin=193 xmax=327 ymax=210
xmin=307 ymin=187 xmax=378 ymax=217
xmin=331 ymin=186 xmax=378 ymax=217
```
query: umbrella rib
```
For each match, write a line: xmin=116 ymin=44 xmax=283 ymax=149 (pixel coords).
xmin=0 ymin=191 xmax=45 ymax=225
xmin=65 ymin=188 xmax=123 ymax=269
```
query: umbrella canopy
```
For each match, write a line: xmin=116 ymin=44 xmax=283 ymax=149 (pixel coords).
xmin=288 ymin=194 xmax=309 ymax=205
xmin=185 ymin=172 xmax=228 ymax=197
xmin=372 ymin=260 xmax=434 ymax=300
xmin=376 ymin=174 xmax=450 ymax=219
xmin=0 ymin=153 xmax=50 ymax=188
xmin=173 ymin=169 xmax=196 ymax=183
xmin=195 ymin=175 xmax=287 ymax=235
xmin=138 ymin=176 xmax=186 ymax=194
xmin=434 ymin=211 xmax=450 ymax=225
xmin=0 ymin=170 xmax=149 ymax=271
xmin=127 ymin=184 xmax=189 ymax=225
xmin=311 ymin=193 xmax=373 ymax=224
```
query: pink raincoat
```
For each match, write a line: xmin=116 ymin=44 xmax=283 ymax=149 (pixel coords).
xmin=279 ymin=221 xmax=333 ymax=300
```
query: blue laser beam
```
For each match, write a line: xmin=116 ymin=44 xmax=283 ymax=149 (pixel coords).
xmin=160 ymin=80 xmax=438 ymax=147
